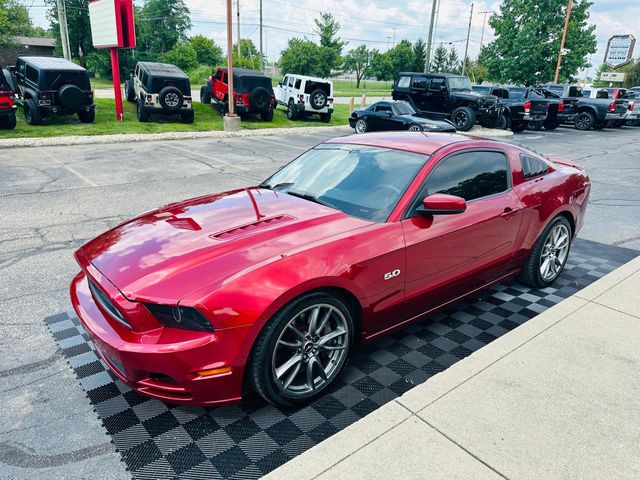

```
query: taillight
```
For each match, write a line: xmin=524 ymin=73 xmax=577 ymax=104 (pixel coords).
xmin=0 ymin=93 xmax=13 ymax=107
xmin=558 ymin=101 xmax=564 ymax=112
xmin=524 ymin=101 xmax=532 ymax=113
xmin=236 ymin=93 xmax=249 ymax=105
xmin=298 ymin=94 xmax=304 ymax=102
xmin=629 ymin=102 xmax=635 ymax=112
xmin=608 ymin=102 xmax=615 ymax=112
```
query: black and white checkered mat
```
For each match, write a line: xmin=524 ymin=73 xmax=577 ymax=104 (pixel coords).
xmin=45 ymin=239 xmax=637 ymax=479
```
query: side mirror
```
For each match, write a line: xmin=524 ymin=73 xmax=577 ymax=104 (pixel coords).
xmin=417 ymin=193 xmax=466 ymax=215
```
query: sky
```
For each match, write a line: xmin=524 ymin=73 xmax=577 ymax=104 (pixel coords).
xmin=23 ymin=0 xmax=640 ymax=76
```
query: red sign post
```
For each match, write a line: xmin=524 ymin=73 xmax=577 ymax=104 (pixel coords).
xmin=88 ymin=0 xmax=136 ymax=121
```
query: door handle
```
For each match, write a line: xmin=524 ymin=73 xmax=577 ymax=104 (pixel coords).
xmin=500 ymin=207 xmax=521 ymax=219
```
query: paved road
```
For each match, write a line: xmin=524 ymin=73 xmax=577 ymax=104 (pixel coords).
xmin=0 ymin=126 xmax=638 ymax=479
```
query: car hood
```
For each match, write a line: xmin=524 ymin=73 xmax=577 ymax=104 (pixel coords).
xmin=76 ymin=188 xmax=370 ymax=303
xmin=454 ymin=91 xmax=499 ymax=103
xmin=404 ymin=114 xmax=455 ymax=127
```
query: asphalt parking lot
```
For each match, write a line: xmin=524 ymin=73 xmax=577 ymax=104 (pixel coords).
xmin=1 ymin=126 xmax=639 ymax=479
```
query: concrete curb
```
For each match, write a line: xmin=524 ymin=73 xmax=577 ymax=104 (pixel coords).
xmin=0 ymin=124 xmax=512 ymax=150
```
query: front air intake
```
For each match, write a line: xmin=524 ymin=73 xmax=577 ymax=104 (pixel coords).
xmin=88 ymin=278 xmax=132 ymax=329
xmin=210 ymin=215 xmax=295 ymax=240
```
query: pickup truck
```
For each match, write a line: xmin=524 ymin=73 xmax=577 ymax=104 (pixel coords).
xmin=588 ymin=87 xmax=637 ymax=127
xmin=540 ymin=83 xmax=629 ymax=130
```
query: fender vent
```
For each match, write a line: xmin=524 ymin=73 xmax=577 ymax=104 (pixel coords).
xmin=211 ymin=215 xmax=295 ymax=240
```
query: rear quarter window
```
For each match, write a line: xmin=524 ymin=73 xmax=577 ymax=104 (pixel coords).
xmin=396 ymin=76 xmax=411 ymax=89
xmin=521 ymin=154 xmax=549 ymax=179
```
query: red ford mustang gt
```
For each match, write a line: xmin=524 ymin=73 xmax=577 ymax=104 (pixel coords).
xmin=70 ymin=132 xmax=590 ymax=407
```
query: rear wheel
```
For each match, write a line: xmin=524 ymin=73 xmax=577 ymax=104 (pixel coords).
xmin=319 ymin=112 xmax=331 ymax=123
xmin=574 ymin=111 xmax=594 ymax=130
xmin=520 ymin=216 xmax=572 ymax=288
xmin=495 ymin=113 xmax=509 ymax=130
xmin=451 ymin=106 xmax=475 ymax=131
xmin=181 ymin=110 xmax=194 ymax=124
xmin=593 ymin=121 xmax=605 ymax=130
xmin=136 ymin=99 xmax=150 ymax=122
xmin=0 ymin=114 xmax=16 ymax=129
xmin=250 ymin=292 xmax=354 ymax=407
xmin=23 ymin=99 xmax=42 ymax=125
xmin=543 ymin=118 xmax=560 ymax=130
xmin=260 ymin=108 xmax=274 ymax=121
xmin=125 ymin=80 xmax=135 ymax=102
xmin=77 ymin=109 xmax=95 ymax=123
xmin=529 ymin=120 xmax=543 ymax=131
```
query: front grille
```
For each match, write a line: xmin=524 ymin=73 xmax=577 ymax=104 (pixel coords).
xmin=88 ymin=278 xmax=132 ymax=329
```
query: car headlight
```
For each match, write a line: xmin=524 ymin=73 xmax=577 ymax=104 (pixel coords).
xmin=145 ymin=304 xmax=214 ymax=332
xmin=424 ymin=123 xmax=439 ymax=129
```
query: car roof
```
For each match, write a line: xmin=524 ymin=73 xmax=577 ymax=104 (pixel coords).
xmin=138 ymin=62 xmax=188 ymax=78
xmin=324 ymin=132 xmax=478 ymax=156
xmin=17 ymin=56 xmax=85 ymax=72
xmin=398 ymin=72 xmax=464 ymax=78
xmin=218 ymin=67 xmax=269 ymax=78
xmin=285 ymin=74 xmax=331 ymax=83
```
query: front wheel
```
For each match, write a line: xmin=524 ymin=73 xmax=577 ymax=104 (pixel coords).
xmin=451 ymin=106 xmax=476 ymax=131
xmin=520 ymin=216 xmax=572 ymax=288
xmin=250 ymin=292 xmax=354 ymax=407
xmin=495 ymin=113 xmax=509 ymax=130
xmin=286 ymin=100 xmax=298 ymax=120
xmin=354 ymin=118 xmax=368 ymax=133
xmin=200 ymin=85 xmax=211 ymax=104
xmin=125 ymin=80 xmax=135 ymax=102
xmin=408 ymin=123 xmax=423 ymax=132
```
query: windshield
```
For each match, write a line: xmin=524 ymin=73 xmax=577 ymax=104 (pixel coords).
xmin=393 ymin=102 xmax=415 ymax=115
xmin=547 ymin=85 xmax=565 ymax=96
xmin=261 ymin=144 xmax=427 ymax=222
xmin=448 ymin=76 xmax=472 ymax=91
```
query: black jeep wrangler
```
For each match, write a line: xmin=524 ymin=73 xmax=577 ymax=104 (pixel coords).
xmin=0 ymin=69 xmax=17 ymax=129
xmin=125 ymin=62 xmax=194 ymax=123
xmin=8 ymin=56 xmax=94 ymax=125
xmin=392 ymin=72 xmax=502 ymax=131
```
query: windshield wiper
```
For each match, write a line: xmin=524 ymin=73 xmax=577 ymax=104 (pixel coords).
xmin=286 ymin=189 xmax=337 ymax=210
xmin=259 ymin=182 xmax=294 ymax=190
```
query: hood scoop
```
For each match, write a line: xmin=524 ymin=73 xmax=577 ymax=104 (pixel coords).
xmin=210 ymin=214 xmax=296 ymax=241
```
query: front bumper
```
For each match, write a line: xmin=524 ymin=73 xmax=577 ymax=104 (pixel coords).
xmin=476 ymin=104 xmax=502 ymax=120
xmin=70 ymin=271 xmax=249 ymax=406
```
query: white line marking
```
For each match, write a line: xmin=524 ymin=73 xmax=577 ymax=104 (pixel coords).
xmin=64 ymin=165 xmax=98 ymax=187
xmin=169 ymin=145 xmax=250 ymax=171
xmin=252 ymin=137 xmax=308 ymax=151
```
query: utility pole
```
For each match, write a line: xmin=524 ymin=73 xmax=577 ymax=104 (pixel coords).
xmin=424 ymin=0 xmax=438 ymax=72
xmin=479 ymin=10 xmax=491 ymax=48
xmin=554 ymin=0 xmax=573 ymax=83
xmin=259 ymin=0 xmax=263 ymax=71
xmin=56 ymin=0 xmax=72 ymax=60
xmin=236 ymin=0 xmax=241 ymax=60
xmin=392 ymin=28 xmax=397 ymax=47
xmin=462 ymin=3 xmax=474 ymax=76
xmin=226 ymin=0 xmax=236 ymax=117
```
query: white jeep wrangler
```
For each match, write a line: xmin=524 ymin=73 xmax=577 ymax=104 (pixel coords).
xmin=274 ymin=74 xmax=333 ymax=122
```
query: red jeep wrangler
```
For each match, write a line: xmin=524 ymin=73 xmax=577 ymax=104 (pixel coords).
xmin=0 ymin=70 xmax=17 ymax=130
xmin=200 ymin=67 xmax=275 ymax=121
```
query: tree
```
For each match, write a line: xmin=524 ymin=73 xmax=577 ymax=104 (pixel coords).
xmin=369 ymin=49 xmax=393 ymax=80
xmin=160 ymin=42 xmax=198 ymax=71
xmin=431 ymin=45 xmax=448 ymax=73
xmin=314 ymin=12 xmax=347 ymax=73
xmin=482 ymin=0 xmax=597 ymax=84
xmin=136 ymin=0 xmax=191 ymax=56
xmin=447 ymin=47 xmax=460 ymax=73
xmin=232 ymin=38 xmax=263 ymax=70
xmin=279 ymin=38 xmax=327 ymax=77
xmin=46 ymin=0 xmax=94 ymax=63
xmin=343 ymin=45 xmax=372 ymax=88
xmin=189 ymin=35 xmax=223 ymax=66
xmin=412 ymin=39 xmax=427 ymax=72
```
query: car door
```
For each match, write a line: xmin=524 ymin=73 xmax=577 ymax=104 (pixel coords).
xmin=410 ymin=75 xmax=429 ymax=110
xmin=398 ymin=149 xmax=524 ymax=324
xmin=370 ymin=103 xmax=396 ymax=130
xmin=425 ymin=77 xmax=447 ymax=113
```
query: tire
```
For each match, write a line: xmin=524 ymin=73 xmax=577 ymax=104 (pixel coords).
xmin=593 ymin=121 xmax=605 ymax=130
xmin=354 ymin=118 xmax=368 ymax=133
xmin=181 ymin=110 xmax=194 ymax=124
xmin=58 ymin=84 xmax=84 ymax=110
xmin=320 ymin=112 xmax=331 ymax=123
xmin=528 ymin=120 xmax=543 ymax=131
xmin=286 ymin=100 xmax=298 ymax=120
xmin=23 ymin=99 xmax=42 ymax=125
xmin=136 ymin=99 xmax=150 ymax=122
xmin=408 ymin=123 xmax=423 ymax=132
xmin=495 ymin=113 xmax=509 ymax=130
xmin=200 ymin=85 xmax=211 ymax=104
xmin=612 ymin=120 xmax=625 ymax=128
xmin=250 ymin=86 xmax=270 ymax=110
xmin=77 ymin=109 xmax=95 ymax=123
xmin=125 ymin=80 xmax=135 ymax=102
xmin=543 ymin=118 xmax=560 ymax=130
xmin=249 ymin=291 xmax=354 ymax=407
xmin=309 ymin=89 xmax=328 ymax=110
xmin=451 ymin=106 xmax=475 ymax=131
xmin=574 ymin=111 xmax=594 ymax=130
xmin=158 ymin=86 xmax=183 ymax=111
xmin=260 ymin=108 xmax=274 ymax=121
xmin=519 ymin=216 xmax=572 ymax=288
xmin=0 ymin=114 xmax=16 ymax=130
xmin=510 ymin=121 xmax=527 ymax=133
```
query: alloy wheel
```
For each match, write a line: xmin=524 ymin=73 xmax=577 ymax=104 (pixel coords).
xmin=271 ymin=304 xmax=349 ymax=397
xmin=165 ymin=92 xmax=180 ymax=108
xmin=453 ymin=111 xmax=468 ymax=128
xmin=539 ymin=223 xmax=570 ymax=281
xmin=408 ymin=124 xmax=422 ymax=132
xmin=355 ymin=119 xmax=367 ymax=133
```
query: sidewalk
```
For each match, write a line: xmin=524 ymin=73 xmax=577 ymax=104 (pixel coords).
xmin=266 ymin=255 xmax=640 ymax=480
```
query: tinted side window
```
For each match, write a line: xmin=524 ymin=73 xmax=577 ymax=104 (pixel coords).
xmin=412 ymin=76 xmax=428 ymax=89
xmin=396 ymin=76 xmax=411 ymax=89
xmin=521 ymin=154 xmax=548 ymax=179
xmin=294 ymin=78 xmax=301 ymax=89
xmin=429 ymin=77 xmax=445 ymax=91
xmin=424 ymin=151 xmax=509 ymax=202
xmin=569 ymin=86 xmax=582 ymax=97
xmin=374 ymin=104 xmax=392 ymax=113
xmin=26 ymin=65 xmax=38 ymax=83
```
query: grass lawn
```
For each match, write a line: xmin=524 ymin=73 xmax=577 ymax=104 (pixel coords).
xmin=91 ymin=76 xmax=120 ymax=89
xmin=331 ymin=79 xmax=393 ymax=98
xmin=0 ymin=98 xmax=351 ymax=139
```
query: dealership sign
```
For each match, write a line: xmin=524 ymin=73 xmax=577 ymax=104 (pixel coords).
xmin=604 ymin=35 xmax=635 ymax=68
xmin=600 ymin=72 xmax=626 ymax=83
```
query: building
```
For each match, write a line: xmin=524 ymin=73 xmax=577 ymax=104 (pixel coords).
xmin=0 ymin=36 xmax=56 ymax=67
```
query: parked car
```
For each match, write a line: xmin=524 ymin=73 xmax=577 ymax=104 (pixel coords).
xmin=475 ymin=86 xmax=563 ymax=132
xmin=274 ymin=74 xmax=333 ymax=122
xmin=349 ymin=100 xmax=456 ymax=133
xmin=392 ymin=72 xmax=502 ymax=131
xmin=540 ymin=83 xmax=629 ymax=130
xmin=71 ymin=131 xmax=590 ymax=407
xmin=200 ymin=67 xmax=275 ymax=121
xmin=589 ymin=87 xmax=637 ymax=127
xmin=0 ymin=70 xmax=17 ymax=129
xmin=7 ymin=56 xmax=94 ymax=125
xmin=124 ymin=62 xmax=193 ymax=123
